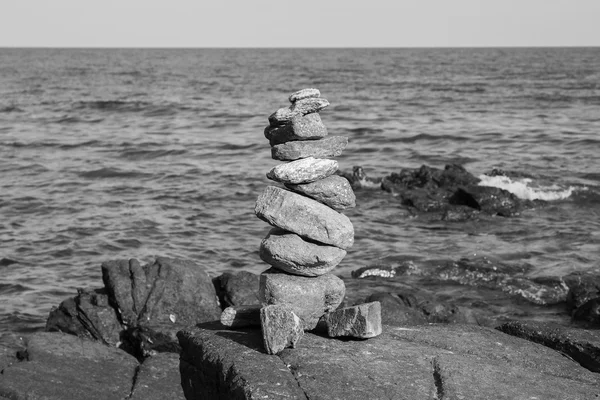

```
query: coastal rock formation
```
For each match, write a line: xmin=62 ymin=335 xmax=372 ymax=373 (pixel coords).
xmin=0 ymin=332 xmax=185 ymax=400
xmin=251 ymin=89 xmax=380 ymax=348
xmin=178 ymin=322 xmax=600 ymax=399
xmin=46 ymin=257 xmax=221 ymax=357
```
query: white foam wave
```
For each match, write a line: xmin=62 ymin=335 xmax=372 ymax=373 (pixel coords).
xmin=477 ymin=175 xmax=575 ymax=201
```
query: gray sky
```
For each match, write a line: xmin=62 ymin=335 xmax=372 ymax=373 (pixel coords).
xmin=2 ymin=0 xmax=599 ymax=47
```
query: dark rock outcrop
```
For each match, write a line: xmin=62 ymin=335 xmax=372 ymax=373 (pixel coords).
xmin=213 ymin=271 xmax=260 ymax=309
xmin=564 ymin=271 xmax=600 ymax=325
xmin=0 ymin=332 xmax=185 ymax=400
xmin=46 ymin=257 xmax=221 ymax=358
xmin=178 ymin=322 xmax=600 ymax=400
xmin=497 ymin=320 xmax=600 ymax=373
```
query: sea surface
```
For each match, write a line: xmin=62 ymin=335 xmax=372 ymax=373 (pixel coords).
xmin=1 ymin=48 xmax=599 ymax=333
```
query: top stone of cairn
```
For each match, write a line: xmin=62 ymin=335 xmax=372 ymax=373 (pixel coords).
xmin=289 ymin=88 xmax=321 ymax=103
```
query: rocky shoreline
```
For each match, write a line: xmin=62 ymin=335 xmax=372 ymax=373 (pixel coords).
xmin=1 ymin=89 xmax=599 ymax=399
xmin=1 ymin=258 xmax=599 ymax=399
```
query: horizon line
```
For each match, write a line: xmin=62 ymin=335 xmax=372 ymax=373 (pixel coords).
xmin=1 ymin=45 xmax=599 ymax=50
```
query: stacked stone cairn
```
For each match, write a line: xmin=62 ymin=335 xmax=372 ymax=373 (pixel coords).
xmin=220 ymin=88 xmax=382 ymax=354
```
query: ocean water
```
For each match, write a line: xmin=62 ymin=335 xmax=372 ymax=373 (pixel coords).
xmin=1 ymin=48 xmax=599 ymax=333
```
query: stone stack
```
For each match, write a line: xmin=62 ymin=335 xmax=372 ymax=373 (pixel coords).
xmin=252 ymin=88 xmax=381 ymax=354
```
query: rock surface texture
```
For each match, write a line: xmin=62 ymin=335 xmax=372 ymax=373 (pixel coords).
xmin=179 ymin=322 xmax=600 ymax=400
xmin=252 ymin=89 xmax=380 ymax=350
xmin=0 ymin=332 xmax=185 ymax=400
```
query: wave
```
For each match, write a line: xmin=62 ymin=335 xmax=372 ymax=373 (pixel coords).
xmin=477 ymin=174 xmax=575 ymax=201
xmin=78 ymin=167 xmax=153 ymax=179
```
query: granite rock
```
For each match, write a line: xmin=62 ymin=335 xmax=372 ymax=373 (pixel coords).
xmin=286 ymin=174 xmax=356 ymax=211
xmin=323 ymin=301 xmax=382 ymax=338
xmin=271 ymin=135 xmax=348 ymax=161
xmin=178 ymin=323 xmax=600 ymax=400
xmin=259 ymin=228 xmax=347 ymax=276
xmin=260 ymin=304 xmax=304 ymax=354
xmin=267 ymin=157 xmax=338 ymax=184
xmin=264 ymin=112 xmax=328 ymax=146
xmin=289 ymin=88 xmax=320 ymax=103
xmin=255 ymin=185 xmax=354 ymax=249
xmin=259 ymin=268 xmax=346 ymax=330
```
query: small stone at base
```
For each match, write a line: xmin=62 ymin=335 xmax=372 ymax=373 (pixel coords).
xmin=220 ymin=305 xmax=262 ymax=328
xmin=260 ymin=304 xmax=304 ymax=354
xmin=323 ymin=301 xmax=382 ymax=339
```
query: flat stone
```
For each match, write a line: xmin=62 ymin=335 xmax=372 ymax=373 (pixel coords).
xmin=265 ymin=113 xmax=328 ymax=146
xmin=255 ymin=186 xmax=354 ymax=249
xmin=260 ymin=305 xmax=304 ymax=354
xmin=267 ymin=157 xmax=338 ymax=185
xmin=260 ymin=228 xmax=346 ymax=276
xmin=178 ymin=324 xmax=600 ymax=400
xmin=323 ymin=301 xmax=382 ymax=339
xmin=220 ymin=305 xmax=262 ymax=328
xmin=272 ymin=136 xmax=348 ymax=161
xmin=289 ymin=88 xmax=320 ymax=103
xmin=259 ymin=268 xmax=345 ymax=330
xmin=496 ymin=320 xmax=600 ymax=373
xmin=286 ymin=175 xmax=356 ymax=211
xmin=268 ymin=98 xmax=329 ymax=126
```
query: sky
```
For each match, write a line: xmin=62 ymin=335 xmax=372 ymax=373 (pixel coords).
xmin=1 ymin=0 xmax=599 ymax=48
